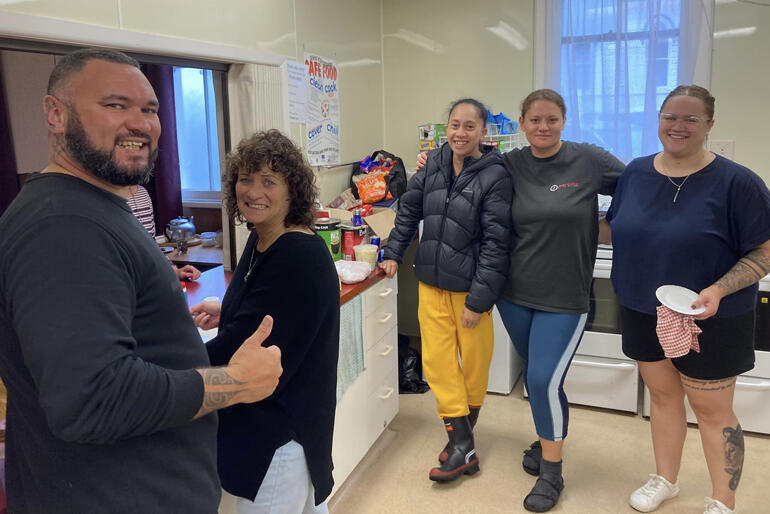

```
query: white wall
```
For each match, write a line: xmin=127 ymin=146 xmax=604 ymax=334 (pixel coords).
xmin=1 ymin=0 xmax=767 ymax=185
xmin=711 ymin=0 xmax=770 ymax=183
xmin=382 ymin=0 xmax=535 ymax=168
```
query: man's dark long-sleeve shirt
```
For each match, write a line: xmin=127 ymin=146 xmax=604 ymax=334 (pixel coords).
xmin=0 ymin=174 xmax=219 ymax=513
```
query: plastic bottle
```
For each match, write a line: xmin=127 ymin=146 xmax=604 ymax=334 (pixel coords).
xmin=352 ymin=208 xmax=363 ymax=227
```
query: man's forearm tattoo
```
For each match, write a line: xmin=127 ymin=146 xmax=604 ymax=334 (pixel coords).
xmin=198 ymin=367 xmax=244 ymax=411
xmin=723 ymin=424 xmax=744 ymax=491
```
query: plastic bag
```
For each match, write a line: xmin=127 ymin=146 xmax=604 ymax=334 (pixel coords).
xmin=350 ymin=150 xmax=407 ymax=203
xmin=352 ymin=171 xmax=389 ymax=204
xmin=398 ymin=334 xmax=429 ymax=394
xmin=334 ymin=260 xmax=372 ymax=284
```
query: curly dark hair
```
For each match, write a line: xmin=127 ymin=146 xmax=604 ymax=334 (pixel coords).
xmin=223 ymin=129 xmax=318 ymax=228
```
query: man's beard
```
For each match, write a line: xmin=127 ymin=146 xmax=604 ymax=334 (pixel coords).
xmin=64 ymin=111 xmax=158 ymax=186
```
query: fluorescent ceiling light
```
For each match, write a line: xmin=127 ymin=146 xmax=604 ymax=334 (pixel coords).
xmin=386 ymin=29 xmax=446 ymax=53
xmin=0 ymin=0 xmax=32 ymax=4
xmin=714 ymin=26 xmax=757 ymax=39
xmin=486 ymin=20 xmax=528 ymax=51
xmin=338 ymin=58 xmax=381 ymax=68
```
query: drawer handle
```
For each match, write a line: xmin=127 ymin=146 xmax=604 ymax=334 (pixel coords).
xmin=378 ymin=312 xmax=393 ymax=324
xmin=379 ymin=344 xmax=393 ymax=357
xmin=378 ymin=288 xmax=393 ymax=298
xmin=737 ymin=379 xmax=770 ymax=391
xmin=571 ymin=359 xmax=636 ymax=370
xmin=378 ymin=387 xmax=395 ymax=399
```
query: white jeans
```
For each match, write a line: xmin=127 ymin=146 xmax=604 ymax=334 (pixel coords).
xmin=236 ymin=440 xmax=329 ymax=514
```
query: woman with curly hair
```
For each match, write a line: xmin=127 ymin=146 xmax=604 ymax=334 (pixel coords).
xmin=190 ymin=129 xmax=340 ymax=513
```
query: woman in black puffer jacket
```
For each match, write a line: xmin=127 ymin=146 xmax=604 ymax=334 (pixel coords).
xmin=381 ymin=98 xmax=512 ymax=483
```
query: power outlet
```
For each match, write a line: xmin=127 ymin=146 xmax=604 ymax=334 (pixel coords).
xmin=709 ymin=139 xmax=734 ymax=159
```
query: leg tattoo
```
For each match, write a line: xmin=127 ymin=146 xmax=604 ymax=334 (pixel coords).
xmin=723 ymin=424 xmax=744 ymax=491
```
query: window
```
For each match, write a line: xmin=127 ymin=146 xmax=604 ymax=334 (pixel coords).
xmin=535 ymin=0 xmax=713 ymax=162
xmin=173 ymin=67 xmax=222 ymax=204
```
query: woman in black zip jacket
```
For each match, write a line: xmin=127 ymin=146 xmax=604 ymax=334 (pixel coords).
xmin=381 ymin=98 xmax=512 ymax=483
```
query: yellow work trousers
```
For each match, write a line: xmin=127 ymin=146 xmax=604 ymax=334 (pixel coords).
xmin=417 ymin=282 xmax=494 ymax=419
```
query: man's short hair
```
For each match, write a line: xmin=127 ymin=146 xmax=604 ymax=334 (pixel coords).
xmin=47 ymin=48 xmax=140 ymax=96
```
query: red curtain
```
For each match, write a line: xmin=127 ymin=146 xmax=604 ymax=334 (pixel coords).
xmin=141 ymin=64 xmax=183 ymax=236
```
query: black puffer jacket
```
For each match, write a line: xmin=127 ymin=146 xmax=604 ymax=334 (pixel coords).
xmin=384 ymin=143 xmax=512 ymax=313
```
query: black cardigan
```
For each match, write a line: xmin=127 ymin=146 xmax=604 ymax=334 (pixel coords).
xmin=383 ymin=143 xmax=513 ymax=312
xmin=206 ymin=231 xmax=340 ymax=504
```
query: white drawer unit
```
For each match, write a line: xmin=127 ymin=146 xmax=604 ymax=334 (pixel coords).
xmin=330 ymin=277 xmax=399 ymax=497
xmin=563 ymin=354 xmax=639 ymax=413
xmin=363 ymin=291 xmax=397 ymax=351
xmin=366 ymin=328 xmax=398 ymax=397
xmin=365 ymin=325 xmax=399 ymax=448
xmin=363 ymin=277 xmax=398 ymax=319
xmin=366 ymin=359 xmax=399 ymax=448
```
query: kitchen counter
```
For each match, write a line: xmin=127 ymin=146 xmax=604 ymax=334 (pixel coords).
xmin=167 ymin=244 xmax=224 ymax=270
xmin=185 ymin=264 xmax=387 ymax=306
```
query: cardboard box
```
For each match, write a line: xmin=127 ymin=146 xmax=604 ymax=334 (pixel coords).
xmin=327 ymin=207 xmax=396 ymax=242
xmin=363 ymin=207 xmax=396 ymax=241
xmin=418 ymin=123 xmax=446 ymax=142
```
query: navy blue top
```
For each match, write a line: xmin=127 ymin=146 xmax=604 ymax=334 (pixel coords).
xmin=607 ymin=153 xmax=770 ymax=317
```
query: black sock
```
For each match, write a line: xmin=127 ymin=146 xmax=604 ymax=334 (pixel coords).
xmin=540 ymin=458 xmax=562 ymax=476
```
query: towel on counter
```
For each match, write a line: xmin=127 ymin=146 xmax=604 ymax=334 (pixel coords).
xmin=656 ymin=305 xmax=702 ymax=358
xmin=337 ymin=295 xmax=365 ymax=401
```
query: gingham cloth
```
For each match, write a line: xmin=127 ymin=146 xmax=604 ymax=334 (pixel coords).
xmin=656 ymin=305 xmax=702 ymax=358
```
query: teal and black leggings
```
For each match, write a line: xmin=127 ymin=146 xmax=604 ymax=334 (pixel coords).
xmin=496 ymin=300 xmax=587 ymax=441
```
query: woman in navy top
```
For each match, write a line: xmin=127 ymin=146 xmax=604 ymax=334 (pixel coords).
xmin=607 ymin=85 xmax=770 ymax=514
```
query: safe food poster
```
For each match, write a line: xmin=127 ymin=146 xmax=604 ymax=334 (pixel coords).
xmin=304 ymin=53 xmax=340 ymax=166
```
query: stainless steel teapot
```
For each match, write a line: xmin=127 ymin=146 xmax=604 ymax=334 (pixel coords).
xmin=165 ymin=216 xmax=196 ymax=253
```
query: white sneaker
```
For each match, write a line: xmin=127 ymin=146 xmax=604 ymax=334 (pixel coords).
xmin=629 ymin=473 xmax=680 ymax=512
xmin=703 ymin=497 xmax=735 ymax=513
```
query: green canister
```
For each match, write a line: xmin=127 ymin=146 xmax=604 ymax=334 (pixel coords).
xmin=314 ymin=217 xmax=342 ymax=261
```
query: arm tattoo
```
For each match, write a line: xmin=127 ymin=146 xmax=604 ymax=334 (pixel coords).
xmin=196 ymin=367 xmax=245 ymax=416
xmin=743 ymin=251 xmax=770 ymax=276
xmin=723 ymin=424 xmax=744 ymax=491
xmin=201 ymin=367 xmax=244 ymax=386
xmin=715 ymin=247 xmax=770 ymax=295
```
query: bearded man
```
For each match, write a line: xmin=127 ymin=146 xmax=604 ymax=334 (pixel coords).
xmin=0 ymin=48 xmax=283 ymax=513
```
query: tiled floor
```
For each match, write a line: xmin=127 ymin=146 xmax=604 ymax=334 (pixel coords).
xmin=328 ymin=381 xmax=770 ymax=513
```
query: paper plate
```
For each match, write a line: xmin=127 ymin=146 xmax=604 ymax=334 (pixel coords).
xmin=655 ymin=285 xmax=705 ymax=315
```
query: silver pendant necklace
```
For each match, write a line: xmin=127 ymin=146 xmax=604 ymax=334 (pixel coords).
xmin=659 ymin=156 xmax=694 ymax=203
xmin=666 ymin=174 xmax=690 ymax=203
xmin=243 ymin=245 xmax=261 ymax=282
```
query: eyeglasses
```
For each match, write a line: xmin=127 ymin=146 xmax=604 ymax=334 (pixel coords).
xmin=659 ymin=113 xmax=711 ymax=127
